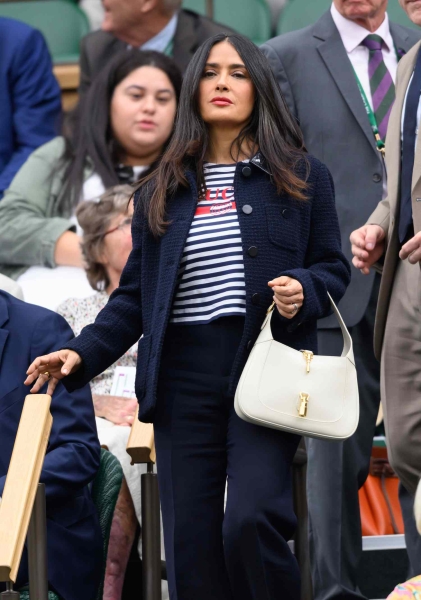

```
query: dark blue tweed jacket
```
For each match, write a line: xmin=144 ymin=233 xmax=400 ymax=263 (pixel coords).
xmin=64 ymin=154 xmax=351 ymax=422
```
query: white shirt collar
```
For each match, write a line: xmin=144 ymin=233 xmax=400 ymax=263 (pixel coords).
xmin=141 ymin=12 xmax=178 ymax=53
xmin=330 ymin=3 xmax=393 ymax=54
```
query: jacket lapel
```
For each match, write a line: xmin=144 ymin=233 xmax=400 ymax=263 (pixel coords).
xmin=0 ymin=294 xmax=9 ymax=369
xmin=409 ymin=42 xmax=421 ymax=233
xmin=314 ymin=12 xmax=378 ymax=155
xmin=173 ymin=10 xmax=198 ymax=73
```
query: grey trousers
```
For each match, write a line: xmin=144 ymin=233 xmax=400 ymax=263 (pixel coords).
xmin=381 ymin=257 xmax=421 ymax=496
xmin=307 ymin=274 xmax=421 ymax=600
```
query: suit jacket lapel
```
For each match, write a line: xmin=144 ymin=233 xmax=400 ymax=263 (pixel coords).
xmin=173 ymin=10 xmax=198 ymax=73
xmin=0 ymin=294 xmax=9 ymax=368
xmin=314 ymin=12 xmax=378 ymax=154
xmin=408 ymin=42 xmax=421 ymax=232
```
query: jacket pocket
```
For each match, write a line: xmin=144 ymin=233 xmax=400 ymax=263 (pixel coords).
xmin=135 ymin=334 xmax=151 ymax=400
xmin=265 ymin=204 xmax=300 ymax=251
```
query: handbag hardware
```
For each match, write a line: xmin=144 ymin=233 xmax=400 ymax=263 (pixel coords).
xmin=298 ymin=393 xmax=309 ymax=417
xmin=234 ymin=292 xmax=359 ymax=440
xmin=301 ymin=350 xmax=313 ymax=373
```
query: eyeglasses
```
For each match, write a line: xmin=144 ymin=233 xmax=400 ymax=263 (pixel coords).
xmin=104 ymin=216 xmax=133 ymax=236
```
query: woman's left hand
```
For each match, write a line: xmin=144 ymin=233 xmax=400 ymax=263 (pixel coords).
xmin=268 ymin=276 xmax=304 ymax=319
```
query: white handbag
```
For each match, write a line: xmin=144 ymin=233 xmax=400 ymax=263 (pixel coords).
xmin=234 ymin=294 xmax=359 ymax=441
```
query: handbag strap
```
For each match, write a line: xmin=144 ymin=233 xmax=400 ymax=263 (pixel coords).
xmin=262 ymin=293 xmax=354 ymax=362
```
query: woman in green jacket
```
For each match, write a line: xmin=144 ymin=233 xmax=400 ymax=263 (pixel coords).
xmin=0 ymin=49 xmax=181 ymax=310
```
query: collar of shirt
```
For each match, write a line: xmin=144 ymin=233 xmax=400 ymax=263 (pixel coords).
xmin=330 ymin=3 xmax=394 ymax=56
xmin=140 ymin=12 xmax=178 ymax=53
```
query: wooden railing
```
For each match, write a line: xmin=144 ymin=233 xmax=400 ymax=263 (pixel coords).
xmin=127 ymin=413 xmax=156 ymax=465
xmin=127 ymin=413 xmax=162 ymax=600
xmin=0 ymin=394 xmax=52 ymax=585
xmin=53 ymin=64 xmax=80 ymax=111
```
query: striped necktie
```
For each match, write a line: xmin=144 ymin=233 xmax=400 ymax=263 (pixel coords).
xmin=361 ymin=34 xmax=395 ymax=141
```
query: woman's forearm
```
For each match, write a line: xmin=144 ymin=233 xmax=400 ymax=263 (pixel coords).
xmin=54 ymin=230 xmax=84 ymax=268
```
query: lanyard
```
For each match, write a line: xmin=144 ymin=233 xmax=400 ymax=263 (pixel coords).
xmin=353 ymin=69 xmax=386 ymax=155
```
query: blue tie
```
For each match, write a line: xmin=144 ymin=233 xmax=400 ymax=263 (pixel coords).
xmin=399 ymin=48 xmax=421 ymax=243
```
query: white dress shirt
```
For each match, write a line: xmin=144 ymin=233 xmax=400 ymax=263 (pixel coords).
xmin=140 ymin=12 xmax=178 ymax=54
xmin=331 ymin=3 xmax=397 ymax=199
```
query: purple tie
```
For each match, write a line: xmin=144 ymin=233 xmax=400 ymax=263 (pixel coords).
xmin=361 ymin=34 xmax=395 ymax=141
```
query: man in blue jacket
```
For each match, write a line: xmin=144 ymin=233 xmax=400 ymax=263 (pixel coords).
xmin=0 ymin=290 xmax=102 ymax=600
xmin=0 ymin=18 xmax=61 ymax=198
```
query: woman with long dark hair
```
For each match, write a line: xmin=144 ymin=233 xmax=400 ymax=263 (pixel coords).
xmin=0 ymin=49 xmax=182 ymax=310
xmin=26 ymin=34 xmax=350 ymax=599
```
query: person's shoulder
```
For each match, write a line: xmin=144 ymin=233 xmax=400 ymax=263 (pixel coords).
xmin=29 ymin=136 xmax=66 ymax=162
xmin=81 ymin=29 xmax=120 ymax=53
xmin=390 ymin=21 xmax=421 ymax=47
xmin=0 ymin=17 xmax=41 ymax=44
xmin=179 ymin=8 xmax=236 ymax=37
xmin=57 ymin=293 xmax=104 ymax=316
xmin=261 ymin=22 xmax=316 ymax=56
xmin=0 ymin=290 xmax=69 ymax=333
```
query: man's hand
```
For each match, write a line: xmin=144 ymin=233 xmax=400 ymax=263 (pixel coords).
xmin=268 ymin=276 xmax=304 ymax=319
xmin=399 ymin=232 xmax=421 ymax=263
xmin=93 ymin=394 xmax=138 ymax=427
xmin=350 ymin=224 xmax=386 ymax=275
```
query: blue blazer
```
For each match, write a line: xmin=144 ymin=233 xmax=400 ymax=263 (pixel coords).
xmin=0 ymin=292 xmax=102 ymax=600
xmin=0 ymin=18 xmax=61 ymax=198
xmin=64 ymin=154 xmax=351 ymax=422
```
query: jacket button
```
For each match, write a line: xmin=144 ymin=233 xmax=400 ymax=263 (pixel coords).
xmin=282 ymin=208 xmax=291 ymax=219
xmin=242 ymin=204 xmax=253 ymax=215
xmin=242 ymin=166 xmax=252 ymax=177
xmin=373 ymin=173 xmax=382 ymax=183
xmin=251 ymin=293 xmax=260 ymax=305
xmin=248 ymin=246 xmax=258 ymax=257
xmin=247 ymin=340 xmax=253 ymax=351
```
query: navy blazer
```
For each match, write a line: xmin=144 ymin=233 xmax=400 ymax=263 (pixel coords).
xmin=0 ymin=292 xmax=102 ymax=600
xmin=0 ymin=18 xmax=61 ymax=198
xmin=64 ymin=154 xmax=351 ymax=422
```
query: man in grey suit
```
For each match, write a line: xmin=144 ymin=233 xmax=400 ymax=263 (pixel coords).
xmin=79 ymin=0 xmax=235 ymax=98
xmin=261 ymin=1 xmax=421 ymax=598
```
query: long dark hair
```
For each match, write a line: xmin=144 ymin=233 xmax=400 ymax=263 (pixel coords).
xmin=142 ymin=33 xmax=308 ymax=237
xmin=59 ymin=49 xmax=182 ymax=213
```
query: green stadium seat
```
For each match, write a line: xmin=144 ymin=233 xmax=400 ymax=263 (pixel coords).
xmin=386 ymin=3 xmax=419 ymax=31
xmin=276 ymin=0 xmax=330 ymax=34
xmin=0 ymin=0 xmax=90 ymax=63
xmin=277 ymin=0 xmax=418 ymax=35
xmin=182 ymin=0 xmax=272 ymax=45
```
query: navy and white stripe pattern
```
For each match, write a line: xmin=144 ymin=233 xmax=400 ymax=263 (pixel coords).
xmin=169 ymin=163 xmax=246 ymax=324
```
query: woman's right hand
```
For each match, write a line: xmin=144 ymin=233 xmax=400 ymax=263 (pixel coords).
xmin=25 ymin=349 xmax=82 ymax=396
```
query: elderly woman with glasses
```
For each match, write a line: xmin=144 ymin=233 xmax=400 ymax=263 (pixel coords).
xmin=57 ymin=185 xmax=146 ymax=600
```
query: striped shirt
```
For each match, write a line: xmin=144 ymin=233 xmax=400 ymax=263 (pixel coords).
xmin=169 ymin=163 xmax=246 ymax=324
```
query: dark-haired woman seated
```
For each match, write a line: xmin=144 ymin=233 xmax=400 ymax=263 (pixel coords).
xmin=26 ymin=34 xmax=350 ymax=599
xmin=0 ymin=49 xmax=181 ymax=310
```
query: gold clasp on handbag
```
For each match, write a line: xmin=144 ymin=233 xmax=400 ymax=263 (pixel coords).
xmin=266 ymin=301 xmax=275 ymax=315
xmin=298 ymin=393 xmax=310 ymax=417
xmin=301 ymin=350 xmax=314 ymax=373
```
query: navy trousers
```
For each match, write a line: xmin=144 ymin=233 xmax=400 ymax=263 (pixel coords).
xmin=154 ymin=317 xmax=301 ymax=600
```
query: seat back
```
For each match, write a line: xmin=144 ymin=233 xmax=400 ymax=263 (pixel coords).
xmin=182 ymin=0 xmax=272 ymax=45
xmin=277 ymin=0 xmax=418 ymax=35
xmin=277 ymin=0 xmax=330 ymax=34
xmin=91 ymin=449 xmax=123 ymax=600
xmin=0 ymin=1 xmax=90 ymax=63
